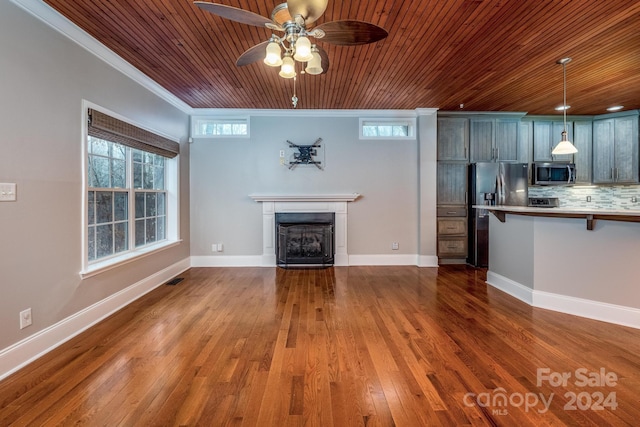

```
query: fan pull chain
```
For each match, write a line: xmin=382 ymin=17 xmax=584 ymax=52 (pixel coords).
xmin=292 ymin=74 xmax=298 ymax=108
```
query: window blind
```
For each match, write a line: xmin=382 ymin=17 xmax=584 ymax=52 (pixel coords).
xmin=88 ymin=108 xmax=179 ymax=158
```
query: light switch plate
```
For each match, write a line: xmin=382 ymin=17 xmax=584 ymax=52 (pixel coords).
xmin=0 ymin=183 xmax=17 ymax=202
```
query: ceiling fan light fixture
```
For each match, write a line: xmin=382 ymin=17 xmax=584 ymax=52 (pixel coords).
xmin=264 ymin=40 xmax=283 ymax=66
xmin=305 ymin=47 xmax=323 ymax=75
xmin=293 ymin=35 xmax=313 ymax=62
xmin=552 ymin=57 xmax=578 ymax=156
xmin=279 ymin=54 xmax=296 ymax=78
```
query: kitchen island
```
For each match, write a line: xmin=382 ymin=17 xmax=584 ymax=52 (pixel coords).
xmin=477 ymin=205 xmax=640 ymax=329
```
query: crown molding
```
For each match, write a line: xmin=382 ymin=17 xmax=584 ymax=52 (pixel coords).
xmin=191 ymin=108 xmax=434 ymax=118
xmin=10 ymin=0 xmax=440 ymax=118
xmin=10 ymin=0 xmax=192 ymax=114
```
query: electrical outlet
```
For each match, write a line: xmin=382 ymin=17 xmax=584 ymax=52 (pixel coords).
xmin=20 ymin=308 xmax=32 ymax=329
xmin=279 ymin=150 xmax=285 ymax=158
xmin=0 ymin=183 xmax=17 ymax=202
xmin=586 ymin=196 xmax=591 ymax=202
xmin=392 ymin=242 xmax=399 ymax=250
xmin=632 ymin=196 xmax=638 ymax=203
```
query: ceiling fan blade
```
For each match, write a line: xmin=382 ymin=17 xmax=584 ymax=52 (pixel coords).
xmin=236 ymin=41 xmax=270 ymax=67
xmin=287 ymin=0 xmax=328 ymax=26
xmin=315 ymin=20 xmax=388 ymax=45
xmin=194 ymin=2 xmax=272 ymax=28
xmin=316 ymin=45 xmax=330 ymax=74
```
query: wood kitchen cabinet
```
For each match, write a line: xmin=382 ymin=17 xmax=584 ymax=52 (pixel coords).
xmin=436 ymin=207 xmax=467 ymax=260
xmin=437 ymin=117 xmax=468 ymax=161
xmin=592 ymin=113 xmax=639 ymax=184
xmin=437 ymin=162 xmax=467 ymax=205
xmin=573 ymin=120 xmax=593 ymax=184
xmin=470 ymin=117 xmax=520 ymax=162
xmin=533 ymin=120 xmax=575 ymax=162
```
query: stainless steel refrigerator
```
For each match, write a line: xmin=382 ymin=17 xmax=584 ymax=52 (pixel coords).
xmin=467 ymin=162 xmax=529 ymax=267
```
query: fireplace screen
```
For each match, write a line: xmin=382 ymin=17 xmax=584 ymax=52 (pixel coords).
xmin=276 ymin=213 xmax=334 ymax=267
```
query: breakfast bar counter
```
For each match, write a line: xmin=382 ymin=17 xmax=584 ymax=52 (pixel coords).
xmin=478 ymin=205 xmax=640 ymax=230
xmin=477 ymin=205 xmax=640 ymax=329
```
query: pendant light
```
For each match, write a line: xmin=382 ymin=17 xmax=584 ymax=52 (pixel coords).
xmin=552 ymin=57 xmax=578 ymax=155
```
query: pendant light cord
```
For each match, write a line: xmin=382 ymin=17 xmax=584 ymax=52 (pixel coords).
xmin=563 ymin=61 xmax=567 ymax=132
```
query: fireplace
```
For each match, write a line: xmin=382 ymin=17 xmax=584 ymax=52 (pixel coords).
xmin=276 ymin=212 xmax=334 ymax=267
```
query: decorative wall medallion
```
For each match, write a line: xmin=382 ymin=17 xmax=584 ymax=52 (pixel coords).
xmin=287 ymin=138 xmax=323 ymax=170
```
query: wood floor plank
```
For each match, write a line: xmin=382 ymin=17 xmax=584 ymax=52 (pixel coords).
xmin=1 ymin=266 xmax=640 ymax=425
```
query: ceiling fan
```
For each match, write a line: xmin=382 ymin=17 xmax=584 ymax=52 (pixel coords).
xmin=194 ymin=0 xmax=388 ymax=78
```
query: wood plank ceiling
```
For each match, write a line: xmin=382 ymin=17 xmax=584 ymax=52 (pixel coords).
xmin=42 ymin=0 xmax=640 ymax=114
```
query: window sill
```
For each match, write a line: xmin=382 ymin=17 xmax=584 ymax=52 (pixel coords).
xmin=80 ymin=240 xmax=182 ymax=279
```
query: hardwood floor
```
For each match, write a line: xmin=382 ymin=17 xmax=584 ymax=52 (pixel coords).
xmin=1 ymin=266 xmax=639 ymax=426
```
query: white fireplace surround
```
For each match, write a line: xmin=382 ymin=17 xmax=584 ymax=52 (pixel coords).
xmin=249 ymin=194 xmax=360 ymax=266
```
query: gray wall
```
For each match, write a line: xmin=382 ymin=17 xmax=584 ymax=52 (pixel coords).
xmin=190 ymin=115 xmax=429 ymax=258
xmin=0 ymin=2 xmax=190 ymax=350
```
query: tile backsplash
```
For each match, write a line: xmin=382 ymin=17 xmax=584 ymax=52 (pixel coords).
xmin=528 ymin=185 xmax=640 ymax=210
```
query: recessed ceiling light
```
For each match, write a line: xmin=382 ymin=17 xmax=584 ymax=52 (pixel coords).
xmin=555 ymin=105 xmax=571 ymax=111
xmin=607 ymin=105 xmax=624 ymax=112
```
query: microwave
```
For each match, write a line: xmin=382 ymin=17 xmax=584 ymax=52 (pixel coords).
xmin=533 ymin=163 xmax=576 ymax=185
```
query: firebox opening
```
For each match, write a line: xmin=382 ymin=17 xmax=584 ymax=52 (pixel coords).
xmin=275 ymin=212 xmax=335 ymax=268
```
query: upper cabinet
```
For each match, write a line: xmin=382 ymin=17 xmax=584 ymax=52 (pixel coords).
xmin=573 ymin=121 xmax=593 ymax=184
xmin=437 ymin=117 xmax=468 ymax=161
xmin=533 ymin=120 xmax=574 ymax=162
xmin=469 ymin=117 xmax=520 ymax=162
xmin=592 ymin=113 xmax=639 ymax=184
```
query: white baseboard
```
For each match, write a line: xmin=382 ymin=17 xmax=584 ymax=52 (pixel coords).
xmin=191 ymin=254 xmax=432 ymax=267
xmin=418 ymin=255 xmax=439 ymax=267
xmin=486 ymin=271 xmax=534 ymax=305
xmin=190 ymin=255 xmax=264 ymax=267
xmin=533 ymin=291 xmax=640 ymax=330
xmin=486 ymin=270 xmax=640 ymax=329
xmin=0 ymin=257 xmax=191 ymax=381
xmin=348 ymin=254 xmax=419 ymax=266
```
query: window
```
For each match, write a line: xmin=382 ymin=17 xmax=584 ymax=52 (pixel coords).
xmin=359 ymin=118 xmax=416 ymax=140
xmin=83 ymin=106 xmax=179 ymax=276
xmin=191 ymin=117 xmax=249 ymax=138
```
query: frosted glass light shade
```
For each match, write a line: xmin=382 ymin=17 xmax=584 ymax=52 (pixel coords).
xmin=305 ymin=50 xmax=323 ymax=75
xmin=552 ymin=131 xmax=578 ymax=155
xmin=279 ymin=55 xmax=296 ymax=78
xmin=293 ymin=36 xmax=313 ymax=62
xmin=264 ymin=41 xmax=283 ymax=66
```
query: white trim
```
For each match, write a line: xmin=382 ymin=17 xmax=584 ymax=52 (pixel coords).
xmin=418 ymin=255 xmax=439 ymax=267
xmin=81 ymin=240 xmax=182 ymax=279
xmin=249 ymin=193 xmax=360 ymax=203
xmin=486 ymin=271 xmax=640 ymax=329
xmin=348 ymin=254 xmax=419 ymax=266
xmin=486 ymin=271 xmax=534 ymax=305
xmin=192 ymin=109 xmax=422 ymax=118
xmin=359 ymin=117 xmax=417 ymax=140
xmin=0 ymin=258 xmax=191 ymax=381
xmin=190 ymin=116 xmax=250 ymax=139
xmin=533 ymin=291 xmax=640 ymax=330
xmin=190 ymin=255 xmax=264 ymax=267
xmin=11 ymin=0 xmax=190 ymax=113
xmin=189 ymin=254 xmax=426 ymax=267
xmin=81 ymin=101 xmax=181 ymax=276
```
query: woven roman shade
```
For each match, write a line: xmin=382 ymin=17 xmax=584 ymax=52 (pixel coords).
xmin=88 ymin=109 xmax=179 ymax=158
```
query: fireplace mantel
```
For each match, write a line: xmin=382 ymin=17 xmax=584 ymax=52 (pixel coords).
xmin=249 ymin=193 xmax=360 ymax=266
xmin=249 ymin=193 xmax=360 ymax=203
